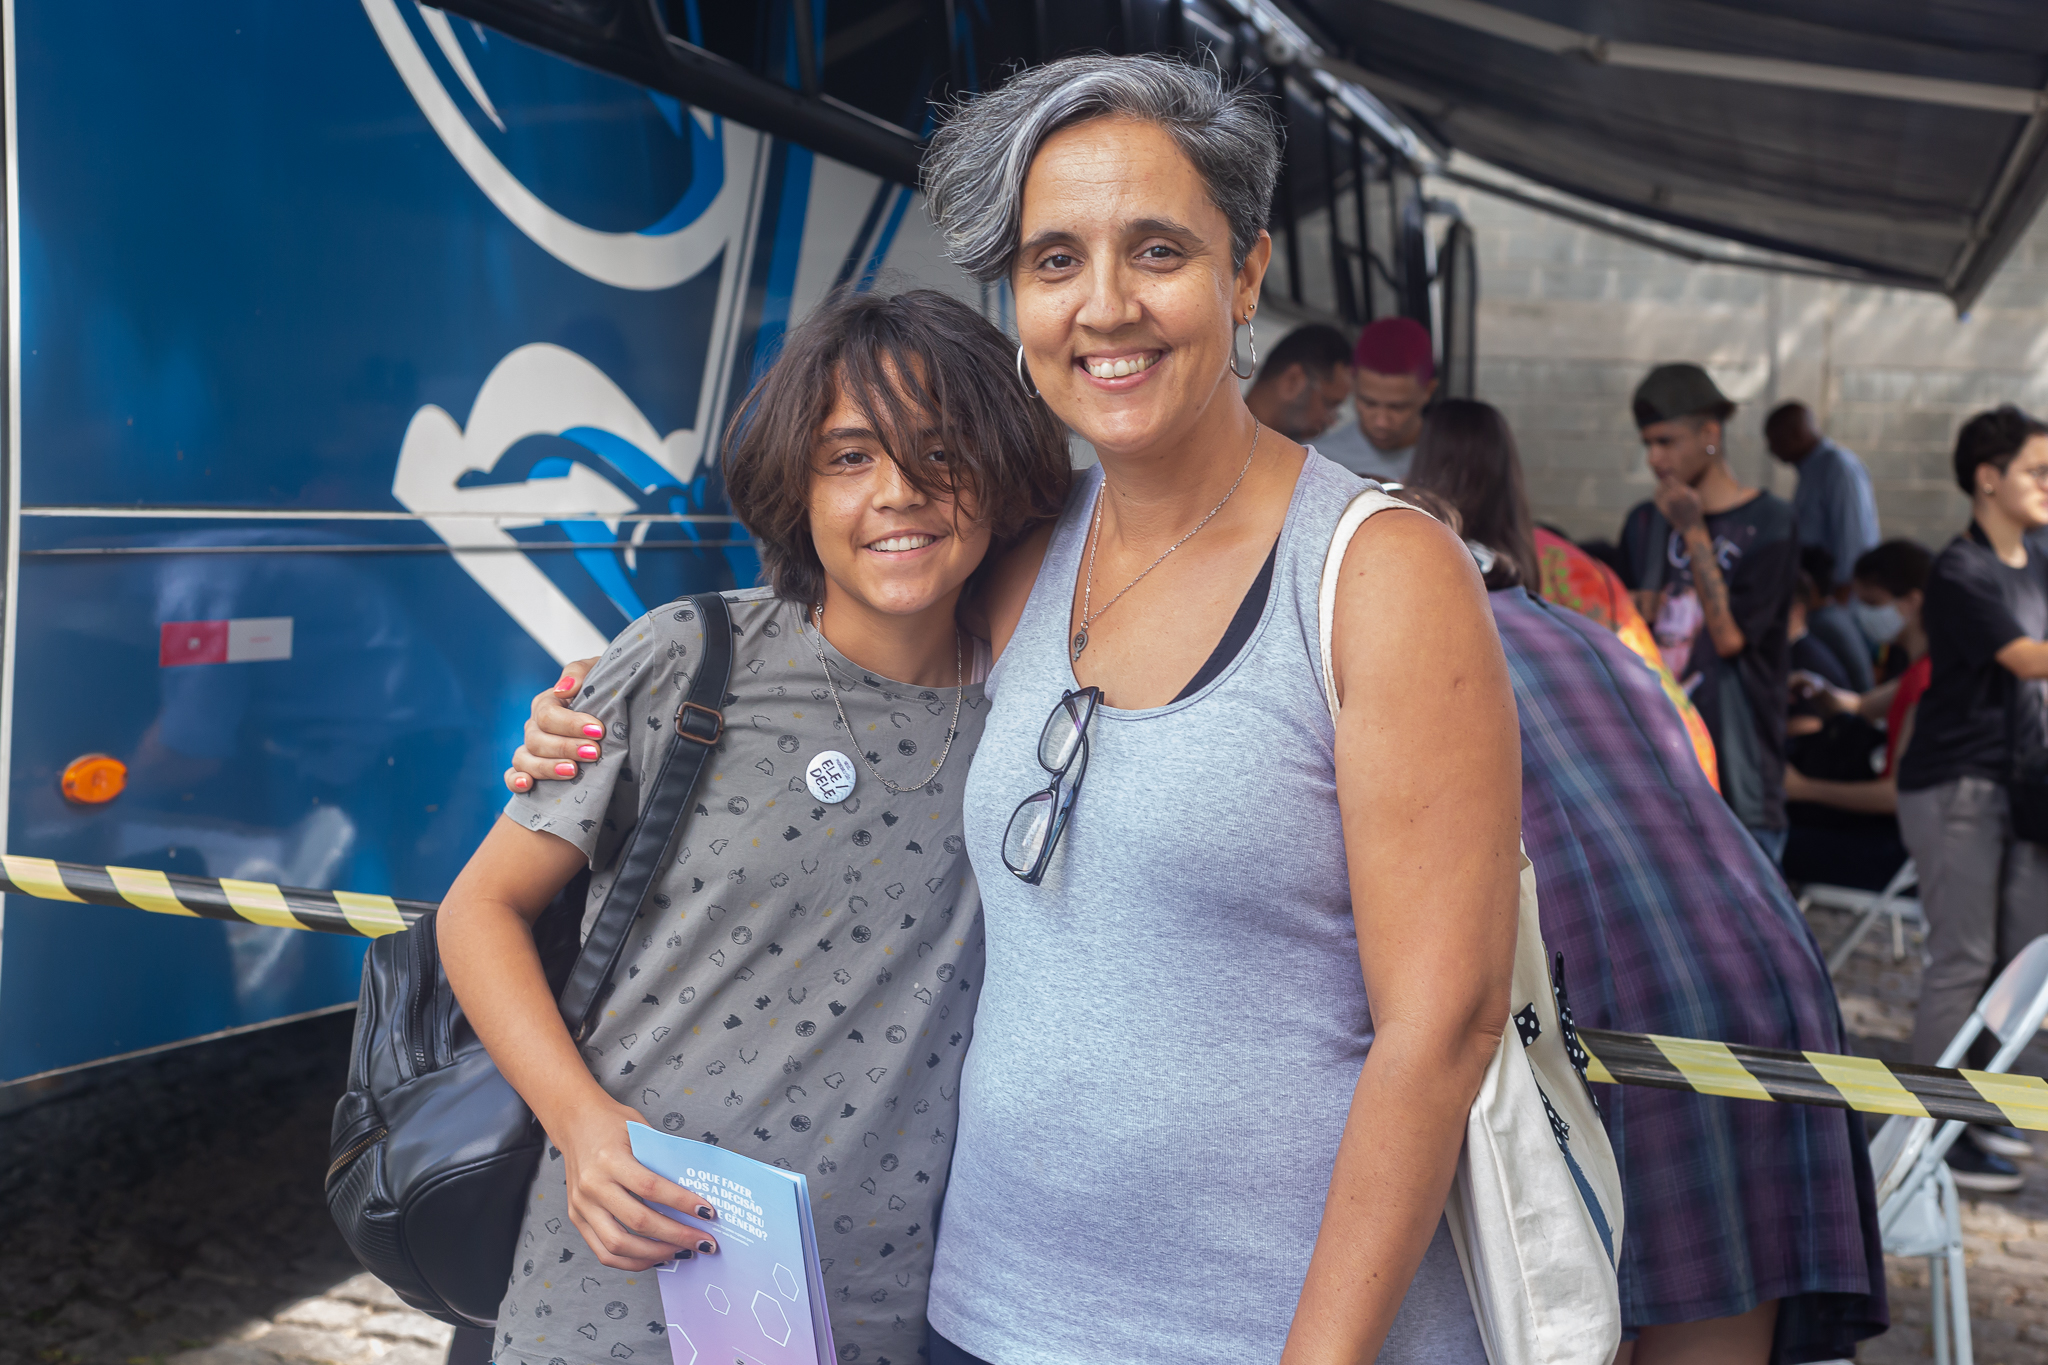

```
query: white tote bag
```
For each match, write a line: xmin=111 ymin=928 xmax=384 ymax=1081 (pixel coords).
xmin=1317 ymin=486 xmax=1624 ymax=1365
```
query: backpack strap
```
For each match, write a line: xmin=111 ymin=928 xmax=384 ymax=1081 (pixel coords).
xmin=558 ymin=592 xmax=735 ymax=1042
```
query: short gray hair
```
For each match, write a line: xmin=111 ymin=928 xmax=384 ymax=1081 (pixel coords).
xmin=922 ymin=53 xmax=1281 ymax=284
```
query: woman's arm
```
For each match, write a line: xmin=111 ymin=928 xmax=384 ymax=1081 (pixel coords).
xmin=1281 ymin=510 xmax=1521 ymax=1364
xmin=439 ymin=817 xmax=723 ymax=1269
xmin=1789 ymin=674 xmax=1895 ymax=721
xmin=1856 ymin=676 xmax=1900 ymax=722
xmin=1783 ymin=703 xmax=1917 ymax=816
xmin=1783 ymin=767 xmax=1897 ymax=815
xmin=512 ymin=514 xmax=1063 ymax=792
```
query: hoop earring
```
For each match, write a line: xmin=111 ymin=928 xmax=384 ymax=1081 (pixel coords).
xmin=1230 ymin=318 xmax=1257 ymax=380
xmin=1015 ymin=344 xmax=1039 ymax=398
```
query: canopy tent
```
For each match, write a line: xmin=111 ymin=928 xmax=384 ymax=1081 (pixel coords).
xmin=1279 ymin=0 xmax=2048 ymax=308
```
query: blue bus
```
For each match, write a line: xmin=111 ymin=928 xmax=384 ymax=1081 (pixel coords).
xmin=0 ymin=0 xmax=1454 ymax=1083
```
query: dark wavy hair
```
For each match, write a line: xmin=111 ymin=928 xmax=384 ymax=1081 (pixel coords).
xmin=1406 ymin=399 xmax=1539 ymax=591
xmin=1850 ymin=539 xmax=1933 ymax=598
xmin=1953 ymin=404 xmax=2048 ymax=496
xmin=722 ymin=288 xmax=1072 ymax=607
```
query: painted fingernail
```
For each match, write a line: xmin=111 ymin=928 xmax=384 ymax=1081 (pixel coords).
xmin=576 ymin=745 xmax=599 ymax=761
xmin=583 ymin=724 xmax=605 ymax=739
xmin=514 ymin=776 xmax=530 ymax=790
xmin=676 ymin=1249 xmax=693 ymax=1261
xmin=696 ymin=1239 xmax=715 ymax=1254
xmin=554 ymin=762 xmax=576 ymax=777
xmin=554 ymin=676 xmax=575 ymax=693
xmin=695 ymin=1204 xmax=716 ymax=1220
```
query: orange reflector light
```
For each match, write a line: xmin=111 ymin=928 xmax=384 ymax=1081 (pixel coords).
xmin=61 ymin=754 xmax=127 ymax=805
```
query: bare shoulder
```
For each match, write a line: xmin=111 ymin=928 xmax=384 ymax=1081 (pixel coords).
xmin=1335 ymin=502 xmax=1480 ymax=601
xmin=1331 ymin=504 xmax=1500 ymax=707
xmin=982 ymin=519 xmax=1058 ymax=661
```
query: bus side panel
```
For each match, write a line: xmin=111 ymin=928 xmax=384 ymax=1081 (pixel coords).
xmin=1 ymin=3 xmax=954 ymax=1081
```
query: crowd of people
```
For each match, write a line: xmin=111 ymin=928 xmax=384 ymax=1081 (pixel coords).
xmin=1248 ymin=310 xmax=2048 ymax=1204
xmin=411 ymin=46 xmax=2048 ymax=1365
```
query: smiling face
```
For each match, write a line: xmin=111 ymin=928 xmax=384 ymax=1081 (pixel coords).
xmin=806 ymin=372 xmax=991 ymax=625
xmin=1010 ymin=115 xmax=1269 ymax=459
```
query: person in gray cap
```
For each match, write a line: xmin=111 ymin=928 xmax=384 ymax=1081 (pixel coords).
xmin=1617 ymin=363 xmax=1801 ymax=862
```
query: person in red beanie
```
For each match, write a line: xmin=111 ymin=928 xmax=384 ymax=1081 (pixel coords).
xmin=1315 ymin=315 xmax=1437 ymax=482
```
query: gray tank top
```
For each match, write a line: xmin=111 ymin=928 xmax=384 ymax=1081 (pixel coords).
xmin=928 ymin=454 xmax=1484 ymax=1363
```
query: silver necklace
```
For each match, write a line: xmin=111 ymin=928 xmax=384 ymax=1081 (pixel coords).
xmin=1072 ymin=419 xmax=1263 ymax=661
xmin=810 ymin=604 xmax=965 ymax=794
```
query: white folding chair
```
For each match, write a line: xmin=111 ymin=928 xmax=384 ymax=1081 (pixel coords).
xmin=1806 ymin=858 xmax=1922 ymax=972
xmin=1867 ymin=933 xmax=2048 ymax=1365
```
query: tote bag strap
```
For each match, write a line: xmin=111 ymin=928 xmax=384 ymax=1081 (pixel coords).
xmin=1316 ymin=484 xmax=1417 ymax=722
xmin=559 ymin=591 xmax=736 ymax=1042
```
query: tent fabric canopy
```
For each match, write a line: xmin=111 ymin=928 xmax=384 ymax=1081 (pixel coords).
xmin=1288 ymin=0 xmax=2048 ymax=307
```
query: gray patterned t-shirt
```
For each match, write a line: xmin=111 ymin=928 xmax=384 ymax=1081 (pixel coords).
xmin=494 ymin=588 xmax=987 ymax=1365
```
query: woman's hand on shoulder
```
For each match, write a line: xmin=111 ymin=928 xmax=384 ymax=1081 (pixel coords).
xmin=504 ymin=657 xmax=603 ymax=793
xmin=552 ymin=1099 xmax=724 ymax=1271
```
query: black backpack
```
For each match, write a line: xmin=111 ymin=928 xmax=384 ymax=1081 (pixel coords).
xmin=325 ymin=593 xmax=734 ymax=1327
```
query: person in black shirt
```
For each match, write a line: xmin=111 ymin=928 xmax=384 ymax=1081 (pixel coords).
xmin=1618 ymin=363 xmax=1800 ymax=862
xmin=1895 ymin=406 xmax=2048 ymax=1190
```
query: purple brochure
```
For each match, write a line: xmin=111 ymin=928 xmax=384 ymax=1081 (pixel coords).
xmin=626 ymin=1123 xmax=835 ymax=1365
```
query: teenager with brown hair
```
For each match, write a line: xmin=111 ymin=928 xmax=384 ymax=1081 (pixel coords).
xmin=1619 ymin=363 xmax=1800 ymax=863
xmin=438 ymin=286 xmax=1070 ymax=1365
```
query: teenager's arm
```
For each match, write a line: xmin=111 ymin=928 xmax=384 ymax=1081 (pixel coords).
xmin=1784 ymin=704 xmax=1918 ymax=816
xmin=1281 ymin=509 xmax=1519 ymax=1364
xmin=1783 ymin=768 xmax=1897 ymax=815
xmin=439 ymin=817 xmax=722 ymax=1269
xmin=1680 ymin=526 xmax=1747 ymax=658
xmin=1998 ymin=636 xmax=2048 ymax=680
xmin=1856 ymin=676 xmax=1901 ymax=722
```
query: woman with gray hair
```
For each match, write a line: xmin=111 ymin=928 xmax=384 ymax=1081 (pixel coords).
xmin=923 ymin=53 xmax=1517 ymax=1364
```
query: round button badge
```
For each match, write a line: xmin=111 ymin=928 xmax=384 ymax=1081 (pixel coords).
xmin=805 ymin=750 xmax=857 ymax=804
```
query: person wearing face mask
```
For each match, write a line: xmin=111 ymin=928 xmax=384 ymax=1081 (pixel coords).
xmin=1241 ymin=322 xmax=1354 ymax=442
xmin=1895 ymin=405 xmax=2048 ymax=1192
xmin=1781 ymin=540 xmax=1932 ymax=898
xmin=1312 ymin=315 xmax=1437 ymax=482
xmin=1618 ymin=363 xmax=1801 ymax=863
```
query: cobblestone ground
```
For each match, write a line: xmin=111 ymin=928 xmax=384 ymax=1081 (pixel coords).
xmin=0 ymin=1009 xmax=451 ymax=1365
xmin=1814 ymin=904 xmax=2048 ymax=1365
xmin=6 ymin=910 xmax=2048 ymax=1365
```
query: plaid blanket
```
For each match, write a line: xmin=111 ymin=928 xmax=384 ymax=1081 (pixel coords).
xmin=1494 ymin=588 xmax=1885 ymax=1359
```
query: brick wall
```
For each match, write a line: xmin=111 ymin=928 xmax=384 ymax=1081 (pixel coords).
xmin=1430 ymin=183 xmax=2048 ymax=553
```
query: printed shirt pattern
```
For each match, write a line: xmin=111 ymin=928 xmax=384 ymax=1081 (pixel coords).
xmin=1533 ymin=527 xmax=1718 ymax=791
xmin=495 ymin=589 xmax=988 ymax=1365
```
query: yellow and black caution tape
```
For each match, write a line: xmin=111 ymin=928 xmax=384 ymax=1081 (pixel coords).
xmin=1580 ymin=1028 xmax=2048 ymax=1132
xmin=0 ymin=854 xmax=428 ymax=938
xmin=3 ymin=855 xmax=2044 ymax=1129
